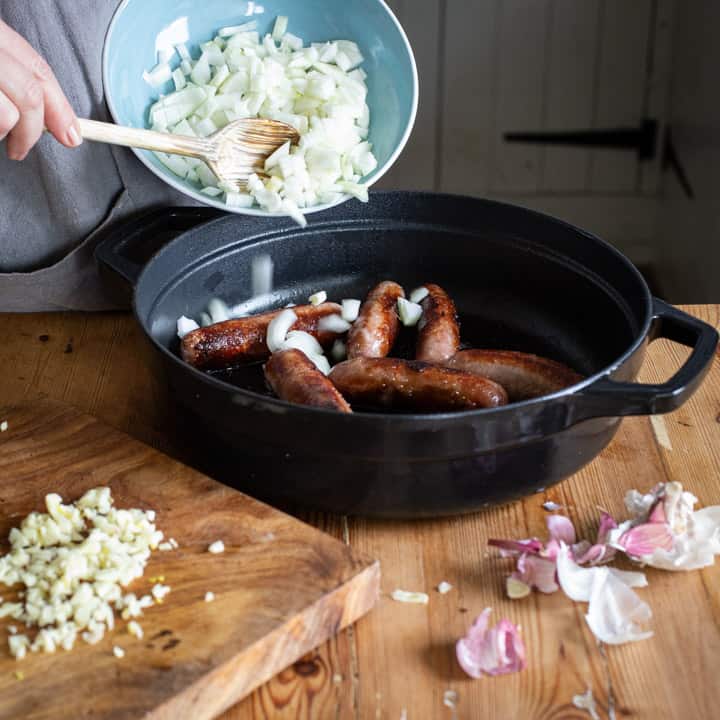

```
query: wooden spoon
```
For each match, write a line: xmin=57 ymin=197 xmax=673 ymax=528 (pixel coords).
xmin=76 ymin=117 xmax=300 ymax=189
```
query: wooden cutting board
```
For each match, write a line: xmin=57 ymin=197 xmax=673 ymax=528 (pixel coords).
xmin=0 ymin=398 xmax=379 ymax=720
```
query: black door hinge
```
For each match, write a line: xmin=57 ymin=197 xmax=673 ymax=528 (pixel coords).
xmin=504 ymin=118 xmax=658 ymax=160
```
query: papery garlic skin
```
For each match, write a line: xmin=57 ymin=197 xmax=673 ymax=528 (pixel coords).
xmin=556 ymin=545 xmax=652 ymax=645
xmin=456 ymin=608 xmax=526 ymax=679
xmin=610 ymin=482 xmax=720 ymax=571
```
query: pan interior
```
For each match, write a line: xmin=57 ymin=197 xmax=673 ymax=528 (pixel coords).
xmin=139 ymin=206 xmax=648 ymax=404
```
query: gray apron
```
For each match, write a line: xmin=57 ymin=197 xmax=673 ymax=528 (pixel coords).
xmin=0 ymin=0 xmax=200 ymax=311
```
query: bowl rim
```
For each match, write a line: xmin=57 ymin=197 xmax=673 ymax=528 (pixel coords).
xmin=101 ymin=0 xmax=419 ymax=217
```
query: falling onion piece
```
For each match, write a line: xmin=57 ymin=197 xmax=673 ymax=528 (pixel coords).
xmin=251 ymin=255 xmax=274 ymax=297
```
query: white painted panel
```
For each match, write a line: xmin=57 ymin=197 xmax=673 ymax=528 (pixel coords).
xmin=589 ymin=0 xmax=652 ymax=193
xmin=438 ymin=0 xmax=499 ymax=195
xmin=487 ymin=194 xmax=658 ymax=264
xmin=489 ymin=0 xmax=550 ymax=194
xmin=540 ymin=0 xmax=602 ymax=193
xmin=376 ymin=0 xmax=439 ymax=191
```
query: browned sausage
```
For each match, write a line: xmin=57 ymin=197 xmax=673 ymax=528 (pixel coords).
xmin=182 ymin=303 xmax=342 ymax=370
xmin=329 ymin=357 xmax=507 ymax=412
xmin=446 ymin=349 xmax=583 ymax=401
xmin=346 ymin=281 xmax=405 ymax=359
xmin=264 ymin=349 xmax=352 ymax=412
xmin=416 ymin=283 xmax=460 ymax=363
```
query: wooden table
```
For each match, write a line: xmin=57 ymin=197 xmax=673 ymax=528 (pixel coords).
xmin=1 ymin=306 xmax=719 ymax=720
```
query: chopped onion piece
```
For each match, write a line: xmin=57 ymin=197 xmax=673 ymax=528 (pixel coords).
xmin=397 ymin=297 xmax=423 ymax=327
xmin=251 ymin=255 xmax=274 ymax=297
xmin=201 ymin=186 xmax=223 ymax=197
xmin=208 ymin=540 xmax=225 ymax=554
xmin=225 ymin=192 xmax=254 ymax=208
xmin=272 ymin=16 xmax=289 ymax=40
xmin=318 ymin=314 xmax=352 ymax=333
xmin=177 ymin=316 xmax=199 ymax=339
xmin=143 ymin=62 xmax=172 ymax=88
xmin=113 ymin=645 xmax=125 ymax=659
xmin=280 ymin=330 xmax=324 ymax=357
xmin=409 ymin=286 xmax=429 ymax=304
xmin=309 ymin=353 xmax=332 ymax=375
xmin=308 ymin=290 xmax=327 ymax=306
xmin=199 ymin=312 xmax=213 ymax=327
xmin=330 ymin=339 xmax=347 ymax=362
xmin=208 ymin=298 xmax=230 ymax=324
xmin=267 ymin=308 xmax=298 ymax=352
xmin=143 ymin=16 xmax=377 ymax=223
xmin=205 ymin=591 xmax=215 ymax=603
xmin=218 ymin=21 xmax=258 ymax=38
xmin=172 ymin=68 xmax=186 ymax=91
xmin=341 ymin=298 xmax=361 ymax=322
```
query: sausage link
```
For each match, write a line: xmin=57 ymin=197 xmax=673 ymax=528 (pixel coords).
xmin=446 ymin=349 xmax=583 ymax=401
xmin=329 ymin=357 xmax=507 ymax=412
xmin=264 ymin=349 xmax=352 ymax=412
xmin=346 ymin=281 xmax=405 ymax=359
xmin=181 ymin=303 xmax=342 ymax=370
xmin=415 ymin=283 xmax=460 ymax=363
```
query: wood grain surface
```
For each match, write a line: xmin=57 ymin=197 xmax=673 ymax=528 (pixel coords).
xmin=0 ymin=400 xmax=378 ymax=720
xmin=0 ymin=305 xmax=718 ymax=719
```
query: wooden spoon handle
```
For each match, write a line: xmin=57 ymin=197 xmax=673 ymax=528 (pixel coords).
xmin=77 ymin=118 xmax=211 ymax=160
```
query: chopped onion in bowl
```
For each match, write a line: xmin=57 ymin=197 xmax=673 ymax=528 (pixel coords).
xmin=145 ymin=17 xmax=376 ymax=224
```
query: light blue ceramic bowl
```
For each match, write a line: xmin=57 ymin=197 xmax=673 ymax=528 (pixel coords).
xmin=103 ymin=0 xmax=418 ymax=216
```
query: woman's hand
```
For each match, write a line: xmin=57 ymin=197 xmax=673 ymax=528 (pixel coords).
xmin=0 ymin=19 xmax=81 ymax=160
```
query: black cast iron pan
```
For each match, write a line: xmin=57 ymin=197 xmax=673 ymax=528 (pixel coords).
xmin=96 ymin=192 xmax=718 ymax=518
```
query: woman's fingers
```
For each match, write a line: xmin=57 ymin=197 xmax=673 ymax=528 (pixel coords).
xmin=0 ymin=19 xmax=81 ymax=158
xmin=0 ymin=20 xmax=80 ymax=148
xmin=0 ymin=89 xmax=20 ymax=142
xmin=0 ymin=48 xmax=45 ymax=160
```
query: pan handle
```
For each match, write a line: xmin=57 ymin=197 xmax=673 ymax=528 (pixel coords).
xmin=573 ymin=299 xmax=718 ymax=421
xmin=95 ymin=206 xmax=224 ymax=288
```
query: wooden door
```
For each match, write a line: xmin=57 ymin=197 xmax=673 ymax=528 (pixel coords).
xmin=379 ymin=0 xmax=676 ymax=264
